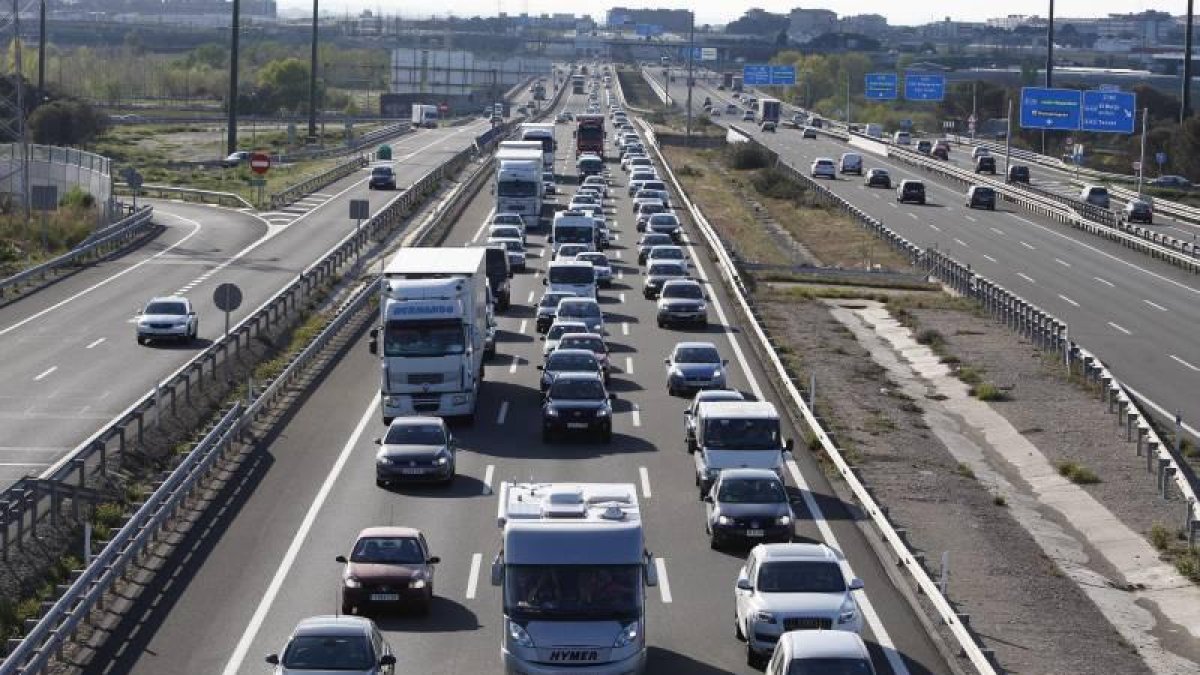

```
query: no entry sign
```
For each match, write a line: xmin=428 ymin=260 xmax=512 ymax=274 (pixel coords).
xmin=250 ymin=152 xmax=271 ymax=174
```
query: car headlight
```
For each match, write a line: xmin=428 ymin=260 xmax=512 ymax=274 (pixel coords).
xmin=712 ymin=369 xmax=723 ymax=378
xmin=376 ymin=454 xmax=393 ymax=466
xmin=670 ymin=367 xmax=682 ymax=377
xmin=613 ymin=620 xmax=641 ymax=648
xmin=596 ymin=407 xmax=610 ymax=417
xmin=409 ymin=578 xmax=428 ymax=589
xmin=545 ymin=407 xmax=560 ymax=417
xmin=697 ymin=303 xmax=707 ymax=312
xmin=383 ymin=396 xmax=399 ymax=406
xmin=344 ymin=576 xmax=362 ymax=589
xmin=838 ymin=600 xmax=857 ymax=624
xmin=776 ymin=515 xmax=791 ymax=526
xmin=753 ymin=611 xmax=776 ymax=624
xmin=508 ymin=620 xmax=535 ymax=648
xmin=433 ymin=453 xmax=449 ymax=466
xmin=716 ymin=514 xmax=731 ymax=525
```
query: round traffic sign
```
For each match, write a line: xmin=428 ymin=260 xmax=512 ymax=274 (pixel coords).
xmin=249 ymin=152 xmax=271 ymax=175
xmin=438 ymin=103 xmax=449 ymax=113
xmin=213 ymin=283 xmax=243 ymax=312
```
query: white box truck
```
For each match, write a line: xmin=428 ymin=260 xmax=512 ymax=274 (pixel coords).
xmin=495 ymin=141 xmax=546 ymax=230
xmin=369 ymin=247 xmax=489 ymax=424
xmin=412 ymin=104 xmax=439 ymax=128
xmin=757 ymin=97 xmax=781 ymax=125
xmin=491 ymin=481 xmax=657 ymax=675
xmin=519 ymin=122 xmax=558 ymax=170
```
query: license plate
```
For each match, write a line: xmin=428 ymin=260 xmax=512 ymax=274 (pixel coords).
xmin=370 ymin=593 xmax=400 ymax=601
xmin=746 ymin=529 xmax=764 ymax=537
xmin=567 ymin=422 xmax=589 ymax=429
xmin=400 ymin=468 xmax=428 ymax=475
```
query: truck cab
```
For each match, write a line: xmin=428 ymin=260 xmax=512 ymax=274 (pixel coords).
xmin=496 ymin=141 xmax=546 ymax=230
xmin=692 ymin=401 xmax=793 ymax=498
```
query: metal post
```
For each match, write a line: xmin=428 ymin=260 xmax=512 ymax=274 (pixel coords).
xmin=685 ymin=12 xmax=694 ymax=143
xmin=938 ymin=551 xmax=949 ymax=596
xmin=37 ymin=0 xmax=45 ymax=95
xmin=1045 ymin=0 xmax=1055 ymax=88
xmin=1137 ymin=107 xmax=1148 ymax=195
xmin=808 ymin=372 xmax=816 ymax=410
xmin=226 ymin=0 xmax=240 ymax=154
xmin=970 ymin=81 xmax=977 ymax=143
xmin=1184 ymin=0 xmax=1195 ymax=123
xmin=845 ymin=74 xmax=851 ymax=129
xmin=1004 ymin=99 xmax=1013 ymax=177
xmin=84 ymin=521 xmax=92 ymax=566
xmin=308 ymin=0 xmax=319 ymax=140
xmin=1176 ymin=412 xmax=1184 ymax=457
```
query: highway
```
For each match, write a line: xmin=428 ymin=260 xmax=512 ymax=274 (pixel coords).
xmin=89 ymin=81 xmax=952 ymax=675
xmin=0 ymin=115 xmax=518 ymax=489
xmin=644 ymin=67 xmax=1200 ymax=434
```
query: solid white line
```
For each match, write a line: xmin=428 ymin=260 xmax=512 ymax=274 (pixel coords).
xmin=1016 ymin=272 xmax=1035 ymax=283
xmin=1019 ymin=241 xmax=1036 ymax=250
xmin=1143 ymin=299 xmax=1168 ymax=312
xmin=1010 ymin=214 xmax=1038 ymax=226
xmin=1169 ymin=355 xmax=1200 ymax=372
xmin=496 ymin=401 xmax=509 ymax=425
xmin=472 ymin=207 xmax=497 ymax=243
xmin=527 ymin=290 xmax=535 ymax=303
xmin=964 ymin=215 xmax=977 ymax=222
xmin=483 ymin=464 xmax=495 ymax=495
xmin=785 ymin=459 xmax=909 ymax=675
xmin=928 ymin=224 xmax=941 ymax=232
xmin=1108 ymin=322 xmax=1132 ymax=335
xmin=466 ymin=553 xmax=483 ymax=600
xmin=989 ymin=227 xmax=1005 ymax=235
xmin=1093 ymin=276 xmax=1115 ymax=288
xmin=85 ymin=338 xmax=106 ymax=349
xmin=954 ymin=238 xmax=967 ymax=247
xmin=509 ymin=357 xmax=520 ymax=375
xmin=639 ymin=467 xmax=652 ymax=499
xmin=33 ymin=366 xmax=57 ymax=381
xmin=625 ymin=357 xmax=634 ymax=375
xmin=518 ymin=319 xmax=528 ymax=333
xmin=1123 ymin=384 xmax=1200 ymax=439
xmin=982 ymin=254 xmax=998 ymax=263
xmin=220 ymin=393 xmax=378 ymax=675
xmin=631 ymin=403 xmax=641 ymax=427
xmin=1054 ymin=258 xmax=1071 ymax=268
xmin=654 ymin=558 xmax=672 ymax=603
xmin=1058 ymin=294 xmax=1079 ymax=307
xmin=622 ymin=322 xmax=629 ymax=336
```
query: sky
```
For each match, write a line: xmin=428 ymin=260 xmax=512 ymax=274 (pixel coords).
xmin=281 ymin=1 xmax=1166 ymax=28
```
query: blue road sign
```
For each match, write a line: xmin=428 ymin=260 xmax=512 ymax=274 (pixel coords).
xmin=1099 ymin=83 xmax=1120 ymax=92
xmin=769 ymin=65 xmax=796 ymax=86
xmin=1081 ymin=90 xmax=1136 ymax=134
xmin=865 ymin=73 xmax=898 ymax=100
xmin=1156 ymin=151 xmax=1168 ymax=166
xmin=743 ymin=65 xmax=771 ymax=86
xmin=1020 ymin=87 xmax=1082 ymax=130
xmin=904 ymin=73 xmax=945 ymax=101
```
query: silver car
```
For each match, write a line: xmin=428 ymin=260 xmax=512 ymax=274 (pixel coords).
xmin=266 ymin=615 xmax=396 ymax=674
xmin=374 ymin=416 xmax=456 ymax=486
xmin=136 ymin=296 xmax=198 ymax=345
xmin=664 ymin=341 xmax=727 ymax=395
xmin=555 ymin=297 xmax=605 ymax=335
xmin=574 ymin=252 xmax=613 ymax=287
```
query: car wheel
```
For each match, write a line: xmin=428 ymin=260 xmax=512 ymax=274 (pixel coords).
xmin=709 ymin=533 xmax=721 ymax=550
xmin=342 ymin=602 xmax=355 ymax=615
xmin=735 ymin=614 xmax=746 ymax=641
xmin=136 ymin=336 xmax=146 ymax=346
xmin=376 ymin=478 xmax=387 ymax=488
xmin=747 ymin=646 xmax=766 ymax=669
xmin=656 ymin=318 xmax=664 ymax=328
xmin=382 ymin=417 xmax=394 ymax=426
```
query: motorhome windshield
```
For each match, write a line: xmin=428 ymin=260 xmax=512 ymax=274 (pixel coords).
xmin=702 ymin=417 xmax=780 ymax=450
xmin=554 ymin=225 xmax=594 ymax=245
xmin=505 ymin=565 xmax=640 ymax=621
xmin=498 ymin=180 xmax=539 ymax=198
xmin=383 ymin=318 xmax=465 ymax=357
xmin=549 ymin=265 xmax=594 ymax=285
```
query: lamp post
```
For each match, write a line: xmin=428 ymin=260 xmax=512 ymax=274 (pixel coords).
xmin=226 ymin=0 xmax=240 ymax=154
xmin=308 ymin=0 xmax=319 ymax=140
xmin=1184 ymin=0 xmax=1195 ymax=123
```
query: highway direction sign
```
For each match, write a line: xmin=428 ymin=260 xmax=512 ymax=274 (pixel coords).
xmin=1081 ymin=90 xmax=1137 ymax=134
xmin=742 ymin=65 xmax=771 ymax=86
xmin=1019 ymin=87 xmax=1082 ymax=130
xmin=769 ymin=65 xmax=796 ymax=86
xmin=864 ymin=73 xmax=898 ymax=100
xmin=904 ymin=73 xmax=945 ymax=101
xmin=1156 ymin=151 xmax=1168 ymax=166
xmin=249 ymin=152 xmax=271 ymax=174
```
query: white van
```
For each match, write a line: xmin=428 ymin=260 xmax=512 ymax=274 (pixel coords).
xmin=893 ymin=131 xmax=911 ymax=146
xmin=839 ymin=153 xmax=863 ymax=175
xmin=1079 ymin=185 xmax=1111 ymax=209
xmin=692 ymin=401 xmax=793 ymax=498
xmin=543 ymin=260 xmax=597 ymax=299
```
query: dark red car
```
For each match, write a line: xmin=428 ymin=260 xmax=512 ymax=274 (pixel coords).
xmin=336 ymin=527 xmax=440 ymax=616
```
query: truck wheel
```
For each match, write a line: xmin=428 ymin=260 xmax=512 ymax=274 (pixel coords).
xmin=747 ymin=647 xmax=765 ymax=669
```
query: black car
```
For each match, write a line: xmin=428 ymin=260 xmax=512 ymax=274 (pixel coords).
xmin=896 ymin=180 xmax=926 ymax=205
xmin=484 ymin=246 xmax=512 ymax=310
xmin=974 ymin=156 xmax=997 ymax=175
xmin=369 ymin=165 xmax=397 ymax=190
xmin=704 ymin=469 xmax=794 ymax=548
xmin=537 ymin=348 xmax=602 ymax=393
xmin=535 ymin=291 xmax=576 ymax=333
xmin=865 ymin=168 xmax=891 ymax=188
xmin=967 ymin=185 xmax=996 ymax=210
xmin=1150 ymin=175 xmax=1191 ymax=190
xmin=1007 ymin=164 xmax=1030 ymax=184
xmin=541 ymin=371 xmax=615 ymax=442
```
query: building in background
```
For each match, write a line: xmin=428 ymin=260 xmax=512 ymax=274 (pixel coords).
xmin=839 ymin=14 xmax=888 ymax=38
xmin=52 ymin=0 xmax=275 ymax=26
xmin=788 ymin=8 xmax=837 ymax=44
xmin=605 ymin=7 xmax=691 ymax=33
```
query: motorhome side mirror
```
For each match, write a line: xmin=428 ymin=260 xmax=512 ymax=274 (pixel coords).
xmin=379 ymin=655 xmax=397 ymax=667
xmin=736 ymin=578 xmax=753 ymax=592
xmin=663 ymin=358 xmax=670 ymax=365
xmin=265 ymin=654 xmax=280 ymax=665
xmin=849 ymin=577 xmax=865 ymax=591
xmin=536 ymin=365 xmax=544 ymax=371
xmin=644 ymin=551 xmax=659 ymax=586
xmin=368 ymin=338 xmax=378 ymax=355
xmin=336 ymin=555 xmax=348 ymax=564
xmin=541 ymin=278 xmax=548 ymax=286
xmin=427 ymin=556 xmax=441 ymax=565
xmin=722 ymin=359 xmax=729 ymax=366
xmin=490 ymin=560 xmax=504 ymax=586
xmin=609 ymin=393 xmax=617 ymax=401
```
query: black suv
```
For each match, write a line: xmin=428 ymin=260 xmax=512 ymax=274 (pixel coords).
xmin=541 ymin=371 xmax=615 ymax=443
xmin=974 ymin=156 xmax=997 ymax=174
xmin=1007 ymin=164 xmax=1030 ymax=184
xmin=369 ymin=165 xmax=397 ymax=190
xmin=967 ymin=185 xmax=996 ymax=210
xmin=896 ymin=180 xmax=926 ymax=205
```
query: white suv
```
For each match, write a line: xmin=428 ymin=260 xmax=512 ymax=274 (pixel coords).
xmin=735 ymin=543 xmax=865 ymax=668
xmin=136 ymin=296 xmax=198 ymax=345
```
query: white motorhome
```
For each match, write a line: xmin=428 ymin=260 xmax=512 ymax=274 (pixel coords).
xmin=519 ymin=122 xmax=558 ymax=170
xmin=691 ymin=401 xmax=794 ymax=497
xmin=369 ymin=248 xmax=490 ymax=424
xmin=491 ymin=482 xmax=657 ymax=675
xmin=496 ymin=141 xmax=546 ymax=229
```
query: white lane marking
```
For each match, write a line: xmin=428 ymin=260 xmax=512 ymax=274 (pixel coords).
xmin=964 ymin=215 xmax=977 ymax=222
xmin=1019 ymin=241 xmax=1036 ymax=250
xmin=472 ymin=207 xmax=497 ymax=243
xmin=34 ymin=366 xmax=57 ymax=381
xmin=518 ymin=319 xmax=528 ymax=333
xmin=616 ymin=269 xmax=624 ymax=280
xmin=1054 ymin=258 xmax=1071 ymax=268
xmin=907 ymin=213 xmax=918 ymax=220
xmin=928 ymin=224 xmax=941 ymax=232
xmin=785 ymin=459 xmax=909 ymax=675
xmin=1058 ymin=294 xmax=1080 ymax=307
xmin=625 ymin=357 xmax=634 ymax=375
xmin=1016 ymin=272 xmax=1036 ymax=283
xmin=496 ymin=401 xmax=509 ymax=425
xmin=654 ymin=558 xmax=672 ymax=603
xmin=1093 ymin=276 xmax=1115 ymax=288
xmin=0 ymin=214 xmax=203 ymax=338
xmin=639 ymin=467 xmax=652 ymax=499
xmin=619 ymin=292 xmax=626 ymax=303
xmin=219 ymin=393 xmax=378 ymax=675
xmin=85 ymin=338 xmax=106 ymax=349
xmin=989 ymin=227 xmax=1005 ymax=235
xmin=1010 ymin=214 xmax=1038 ymax=226
xmin=613 ymin=249 xmax=622 ymax=259
xmin=1169 ymin=355 xmax=1200 ymax=372
xmin=954 ymin=238 xmax=967 ymax=247
xmin=482 ymin=465 xmax=495 ymax=495
xmin=1108 ymin=322 xmax=1132 ymax=335
xmin=1143 ymin=299 xmax=1168 ymax=312
xmin=526 ymin=290 xmax=535 ymax=303
xmin=466 ymin=553 xmax=483 ymax=600
xmin=631 ymin=403 xmax=641 ymax=427
xmin=982 ymin=254 xmax=998 ymax=263
xmin=888 ymin=203 xmax=898 ymax=209
xmin=509 ymin=357 xmax=520 ymax=375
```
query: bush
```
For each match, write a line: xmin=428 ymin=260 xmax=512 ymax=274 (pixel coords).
xmin=59 ymin=186 xmax=95 ymax=210
xmin=915 ymin=328 xmax=945 ymax=348
xmin=1177 ymin=551 xmax=1200 ymax=582
xmin=725 ymin=143 xmax=772 ymax=170
xmin=1056 ymin=460 xmax=1101 ymax=484
xmin=676 ymin=164 xmax=703 ymax=177
xmin=750 ymin=167 xmax=808 ymax=200
xmin=956 ymin=366 xmax=984 ymax=386
xmin=955 ymin=462 xmax=975 ymax=479
xmin=974 ymin=383 xmax=1011 ymax=401
xmin=992 ymin=494 xmax=1007 ymax=506
xmin=1149 ymin=522 xmax=1173 ymax=551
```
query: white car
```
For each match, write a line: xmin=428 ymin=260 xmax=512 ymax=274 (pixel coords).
xmin=580 ymin=175 xmax=609 ymax=197
xmin=491 ymin=212 xmax=526 ymax=237
xmin=541 ymin=319 xmax=590 ymax=358
xmin=735 ymin=543 xmax=865 ymax=668
xmin=265 ymin=615 xmax=396 ymax=674
xmin=810 ymin=158 xmax=836 ymax=179
xmin=624 ymin=156 xmax=653 ymax=172
xmin=644 ymin=245 xmax=688 ymax=270
xmin=136 ymin=296 xmax=198 ymax=345
xmin=556 ymin=243 xmax=591 ymax=261
xmin=488 ymin=224 xmax=524 ymax=244
xmin=765 ymin=631 xmax=877 ymax=675
xmin=487 ymin=236 xmax=526 ymax=272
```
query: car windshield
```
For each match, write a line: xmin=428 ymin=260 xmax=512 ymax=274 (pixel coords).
xmin=649 ymin=215 xmax=678 ymax=226
xmin=579 ymin=159 xmax=603 ymax=172
xmin=554 ymin=225 xmax=594 ymax=244
xmin=540 ymin=293 xmax=572 ymax=309
xmin=640 ymin=236 xmax=671 ymax=248
xmin=505 ymin=565 xmax=640 ymax=621
xmin=144 ymin=301 xmax=187 ymax=315
xmin=549 ymin=265 xmax=594 ymax=284
xmin=561 ymin=336 xmax=604 ymax=353
xmin=649 ymin=264 xmax=683 ymax=277
xmin=572 ymin=195 xmax=597 ymax=204
xmin=498 ymin=180 xmax=538 ymax=197
xmin=577 ymin=254 xmax=608 ymax=267
xmin=718 ymin=478 xmax=786 ymax=504
xmin=543 ymin=173 xmax=555 ymax=182
xmin=757 ymin=561 xmax=846 ymax=593
xmin=350 ymin=536 xmax=426 ymax=565
xmin=491 ymin=226 xmax=521 ymax=238
xmin=547 ymin=353 xmax=599 ymax=372
xmin=787 ymin=659 xmax=873 ymax=675
xmin=282 ymin=635 xmax=374 ymax=670
xmin=703 ymin=417 xmax=780 ymax=449
xmin=383 ymin=318 xmax=464 ymax=357
xmin=651 ymin=248 xmax=683 ymax=260
xmin=384 ymin=423 xmax=445 ymax=446
xmin=547 ymin=324 xmax=586 ymax=340
xmin=371 ymin=167 xmax=393 ymax=176
xmin=549 ymin=377 xmax=606 ymax=400
xmin=663 ymin=284 xmax=702 ymax=299
xmin=493 ymin=215 xmax=523 ymax=225
xmin=639 ymin=204 xmax=666 ymax=215
xmin=502 ymin=240 xmax=523 ymax=252
xmin=560 ymin=302 xmax=600 ymax=318
xmin=675 ymin=346 xmax=719 ymax=363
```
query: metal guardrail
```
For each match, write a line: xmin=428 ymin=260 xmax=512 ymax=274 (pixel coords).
xmin=0 ymin=113 xmax=500 ymax=674
xmin=113 ymin=183 xmax=254 ymax=209
xmin=268 ymin=155 xmax=368 ymax=211
xmin=275 ymin=122 xmax=413 ymax=164
xmin=0 ymin=206 xmax=155 ymax=300
xmin=1108 ymin=184 xmax=1200 ymax=225
xmin=640 ymin=119 xmax=1002 ymax=674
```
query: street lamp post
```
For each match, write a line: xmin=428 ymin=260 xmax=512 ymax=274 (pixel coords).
xmin=1184 ymin=0 xmax=1195 ymax=123
xmin=308 ymin=0 xmax=319 ymax=140
xmin=226 ymin=0 xmax=240 ymax=154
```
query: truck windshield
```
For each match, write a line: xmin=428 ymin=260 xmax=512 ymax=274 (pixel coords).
xmin=498 ymin=180 xmax=538 ymax=198
xmin=553 ymin=226 xmax=594 ymax=245
xmin=505 ymin=565 xmax=641 ymax=621
xmin=578 ymin=127 xmax=604 ymax=143
xmin=549 ymin=265 xmax=594 ymax=284
xmin=703 ymin=418 xmax=780 ymax=449
xmin=383 ymin=318 xmax=465 ymax=357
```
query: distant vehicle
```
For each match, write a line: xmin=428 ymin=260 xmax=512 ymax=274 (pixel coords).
xmin=763 ymin=626 xmax=877 ymax=675
xmin=411 ymin=103 xmax=439 ymax=128
xmin=558 ymin=332 xmax=611 ymax=381
xmin=643 ymin=260 xmax=688 ymax=299
xmin=1007 ymin=164 xmax=1031 ymax=184
xmin=975 ymin=155 xmax=997 ymax=174
xmin=483 ymin=246 xmax=512 ymax=310
xmin=656 ymin=278 xmax=707 ymax=328
xmin=637 ymin=233 xmax=673 ymax=264
xmin=136 ymin=296 xmax=198 ymax=345
xmin=863 ymin=123 xmax=883 ymax=139
xmin=555 ymin=297 xmax=604 ymax=335
xmin=801 ymin=126 xmax=818 ymax=139
xmin=932 ymin=144 xmax=949 ymax=160
xmin=810 ymin=158 xmax=836 ymax=179
xmin=683 ymin=389 xmax=745 ymax=453
xmin=574 ymin=251 xmax=613 ymax=287
xmin=757 ymin=97 xmax=781 ymax=126
xmin=915 ymin=139 xmax=933 ymax=154
xmin=741 ymin=110 xmax=755 ymax=122
xmin=971 ymin=146 xmax=991 ymax=160
xmin=368 ymin=165 xmax=396 ymax=190
xmin=1080 ymin=185 xmax=1111 ymax=209
xmin=1124 ymin=198 xmax=1153 ymax=224
xmin=221 ymin=150 xmax=251 ymax=168
xmin=1150 ymin=175 xmax=1191 ymax=189
xmin=839 ymin=153 xmax=863 ymax=175
xmin=541 ymin=319 xmax=591 ymax=359
xmin=967 ymin=185 xmax=996 ymax=210
xmin=265 ymin=615 xmax=396 ymax=673
xmin=537 ymin=348 xmax=602 ymax=393
xmin=535 ymin=291 xmax=576 ymax=333
xmin=864 ymin=168 xmax=891 ymax=188
xmin=896 ymin=180 xmax=926 ymax=205
xmin=373 ymin=417 xmax=457 ymax=487
xmin=725 ymin=103 xmax=739 ymax=115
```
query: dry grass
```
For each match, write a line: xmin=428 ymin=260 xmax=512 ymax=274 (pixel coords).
xmin=0 ymin=206 xmax=100 ymax=275
xmin=756 ymin=193 xmax=914 ymax=271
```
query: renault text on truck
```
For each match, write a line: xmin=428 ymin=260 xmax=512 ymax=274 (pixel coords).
xmin=369 ymin=248 xmax=489 ymax=424
xmin=575 ymin=114 xmax=606 ymax=159
xmin=491 ymin=482 xmax=657 ymax=675
xmin=495 ymin=141 xmax=546 ymax=229
xmin=757 ymin=98 xmax=781 ymax=125
xmin=692 ymin=401 xmax=793 ymax=498
xmin=411 ymin=104 xmax=439 ymax=129
xmin=519 ymin=123 xmax=558 ymax=170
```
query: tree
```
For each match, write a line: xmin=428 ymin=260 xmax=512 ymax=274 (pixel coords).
xmin=1169 ymin=116 xmax=1200 ymax=182
xmin=257 ymin=58 xmax=318 ymax=113
xmin=1130 ymin=85 xmax=1180 ymax=125
xmin=28 ymin=99 xmax=108 ymax=146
